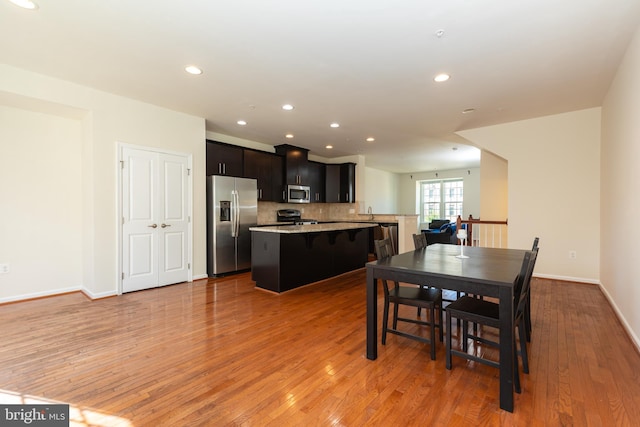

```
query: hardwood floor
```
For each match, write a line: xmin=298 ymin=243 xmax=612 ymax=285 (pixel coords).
xmin=1 ymin=271 xmax=639 ymax=426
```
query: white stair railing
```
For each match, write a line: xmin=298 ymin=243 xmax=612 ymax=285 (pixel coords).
xmin=456 ymin=216 xmax=508 ymax=249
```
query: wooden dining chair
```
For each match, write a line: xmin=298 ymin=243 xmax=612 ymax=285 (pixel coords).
xmin=445 ymin=249 xmax=538 ymax=393
xmin=374 ymin=238 xmax=444 ymax=360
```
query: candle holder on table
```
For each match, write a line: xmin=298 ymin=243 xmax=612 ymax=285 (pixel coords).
xmin=456 ymin=229 xmax=469 ymax=259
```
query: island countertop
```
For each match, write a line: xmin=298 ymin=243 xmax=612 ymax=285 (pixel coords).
xmin=250 ymin=222 xmax=376 ymax=234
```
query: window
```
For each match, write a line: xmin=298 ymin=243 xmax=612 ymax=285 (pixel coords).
xmin=420 ymin=179 xmax=463 ymax=224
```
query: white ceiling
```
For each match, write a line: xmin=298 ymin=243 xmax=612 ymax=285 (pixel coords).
xmin=2 ymin=0 xmax=639 ymax=173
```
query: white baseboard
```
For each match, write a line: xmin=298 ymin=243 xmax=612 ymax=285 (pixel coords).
xmin=0 ymin=285 xmax=82 ymax=304
xmin=192 ymin=274 xmax=209 ymax=281
xmin=533 ymin=273 xmax=600 ymax=285
xmin=597 ymin=282 xmax=640 ymax=354
xmin=81 ymin=287 xmax=118 ymax=300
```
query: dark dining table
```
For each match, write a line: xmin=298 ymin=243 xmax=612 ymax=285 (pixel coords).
xmin=366 ymin=243 xmax=529 ymax=412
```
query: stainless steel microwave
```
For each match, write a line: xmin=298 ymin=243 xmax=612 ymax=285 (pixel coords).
xmin=287 ymin=184 xmax=310 ymax=203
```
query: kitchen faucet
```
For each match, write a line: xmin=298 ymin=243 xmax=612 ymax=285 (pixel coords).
xmin=367 ymin=206 xmax=374 ymax=220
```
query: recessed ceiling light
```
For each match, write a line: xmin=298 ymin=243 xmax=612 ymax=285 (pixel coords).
xmin=237 ymin=120 xmax=247 ymax=126
xmin=285 ymin=133 xmax=294 ymax=139
xmin=9 ymin=0 xmax=38 ymax=9
xmin=366 ymin=137 xmax=375 ymax=142
xmin=330 ymin=123 xmax=340 ymax=128
xmin=185 ymin=65 xmax=203 ymax=75
xmin=462 ymin=108 xmax=476 ymax=114
xmin=452 ymin=147 xmax=458 ymax=151
xmin=435 ymin=29 xmax=445 ymax=38
xmin=282 ymin=104 xmax=294 ymax=111
xmin=326 ymin=145 xmax=333 ymax=149
xmin=434 ymin=73 xmax=450 ymax=83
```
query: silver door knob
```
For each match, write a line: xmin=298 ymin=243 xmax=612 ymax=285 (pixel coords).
xmin=161 ymin=223 xmax=171 ymax=228
xmin=148 ymin=224 xmax=158 ymax=228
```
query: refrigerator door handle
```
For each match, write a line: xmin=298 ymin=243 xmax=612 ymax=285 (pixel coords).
xmin=231 ymin=190 xmax=240 ymax=237
xmin=231 ymin=190 xmax=236 ymax=237
xmin=235 ymin=190 xmax=240 ymax=237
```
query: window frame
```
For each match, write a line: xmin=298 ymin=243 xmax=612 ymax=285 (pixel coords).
xmin=419 ymin=178 xmax=464 ymax=224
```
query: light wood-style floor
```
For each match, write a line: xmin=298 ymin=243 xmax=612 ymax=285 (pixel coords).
xmin=1 ymin=271 xmax=639 ymax=426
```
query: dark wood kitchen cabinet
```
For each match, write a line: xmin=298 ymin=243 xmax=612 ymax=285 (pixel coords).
xmin=275 ymin=144 xmax=309 ymax=185
xmin=307 ymin=161 xmax=325 ymax=203
xmin=206 ymin=140 xmax=243 ymax=177
xmin=243 ymin=149 xmax=283 ymax=201
xmin=325 ymin=163 xmax=356 ymax=203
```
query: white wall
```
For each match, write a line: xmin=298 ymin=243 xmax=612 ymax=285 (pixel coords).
xmin=480 ymin=150 xmax=509 ymax=247
xmin=601 ymin=25 xmax=640 ymax=347
xmin=458 ymin=108 xmax=601 ymax=282
xmin=363 ymin=167 xmax=400 ymax=214
xmin=0 ymin=64 xmax=206 ymax=300
xmin=480 ymin=151 xmax=508 ymax=221
xmin=0 ymin=105 xmax=83 ymax=301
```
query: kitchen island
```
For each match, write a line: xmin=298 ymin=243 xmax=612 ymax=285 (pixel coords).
xmin=250 ymin=222 xmax=376 ymax=292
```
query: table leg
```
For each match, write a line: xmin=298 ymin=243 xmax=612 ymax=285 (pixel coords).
xmin=366 ymin=266 xmax=378 ymax=360
xmin=498 ymin=286 xmax=514 ymax=412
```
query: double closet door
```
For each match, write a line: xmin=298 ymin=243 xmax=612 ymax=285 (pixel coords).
xmin=121 ymin=146 xmax=190 ymax=293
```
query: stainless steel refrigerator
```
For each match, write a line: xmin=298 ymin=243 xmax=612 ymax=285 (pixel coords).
xmin=207 ymin=175 xmax=257 ymax=276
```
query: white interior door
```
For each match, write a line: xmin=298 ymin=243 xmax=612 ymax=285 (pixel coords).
xmin=158 ymin=153 xmax=189 ymax=286
xmin=122 ymin=147 xmax=189 ymax=293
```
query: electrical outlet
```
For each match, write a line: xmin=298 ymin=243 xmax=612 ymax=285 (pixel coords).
xmin=0 ymin=264 xmax=9 ymax=274
xmin=569 ymin=251 xmax=577 ymax=259
xmin=349 ymin=209 xmax=355 ymax=214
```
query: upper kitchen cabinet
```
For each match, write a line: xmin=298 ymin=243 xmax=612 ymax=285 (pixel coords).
xmin=307 ymin=161 xmax=325 ymax=203
xmin=325 ymin=163 xmax=356 ymax=203
xmin=206 ymin=140 xmax=243 ymax=177
xmin=275 ymin=144 xmax=309 ymax=185
xmin=243 ymin=149 xmax=284 ymax=202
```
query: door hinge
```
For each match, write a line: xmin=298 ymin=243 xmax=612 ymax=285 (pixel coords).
xmin=122 ymin=272 xmax=125 ymax=280
xmin=122 ymin=216 xmax=125 ymax=225
xmin=188 ymin=263 xmax=191 ymax=270
xmin=187 ymin=168 xmax=191 ymax=176
xmin=120 ymin=160 xmax=125 ymax=169
xmin=188 ymin=216 xmax=191 ymax=223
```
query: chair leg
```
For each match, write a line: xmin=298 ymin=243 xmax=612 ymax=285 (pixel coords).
xmin=392 ymin=302 xmax=399 ymax=329
xmin=462 ymin=320 xmax=469 ymax=352
xmin=438 ymin=304 xmax=444 ymax=342
xmin=382 ymin=300 xmax=390 ymax=345
xmin=445 ymin=310 xmax=453 ymax=370
xmin=525 ymin=293 xmax=532 ymax=342
xmin=429 ymin=306 xmax=436 ymax=360
xmin=513 ymin=334 xmax=521 ymax=394
xmin=518 ymin=317 xmax=529 ymax=374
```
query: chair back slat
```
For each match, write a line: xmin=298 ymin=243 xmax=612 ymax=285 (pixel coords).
xmin=513 ymin=251 xmax=532 ymax=308
xmin=374 ymin=238 xmax=397 ymax=296
xmin=515 ymin=248 xmax=538 ymax=316
xmin=413 ymin=233 xmax=427 ymax=249
xmin=374 ymin=238 xmax=394 ymax=260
